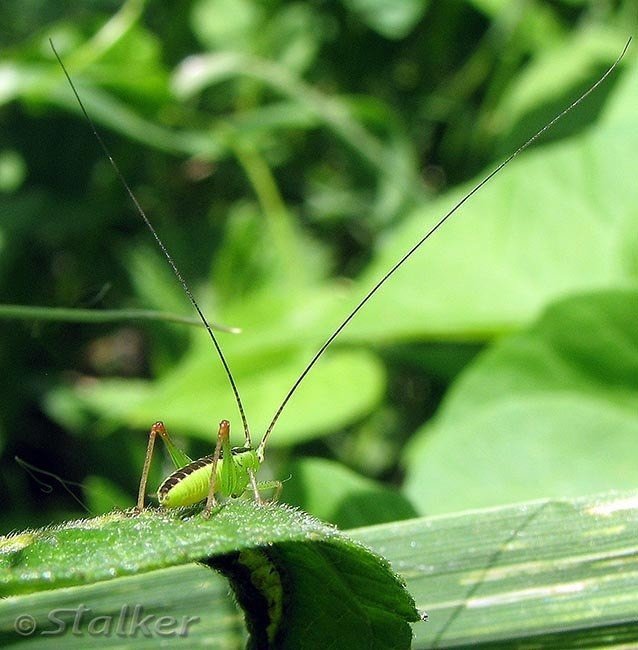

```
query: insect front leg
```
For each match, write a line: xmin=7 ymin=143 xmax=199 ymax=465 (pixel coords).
xmin=249 ymin=469 xmax=261 ymax=504
xmin=256 ymin=478 xmax=283 ymax=502
xmin=249 ymin=470 xmax=282 ymax=504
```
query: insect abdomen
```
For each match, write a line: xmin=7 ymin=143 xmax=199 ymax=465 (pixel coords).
xmin=158 ymin=455 xmax=214 ymax=508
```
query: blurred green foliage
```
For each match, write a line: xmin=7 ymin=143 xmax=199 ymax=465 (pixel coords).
xmin=0 ymin=0 xmax=637 ymax=532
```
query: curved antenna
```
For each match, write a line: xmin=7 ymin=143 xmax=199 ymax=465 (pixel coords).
xmin=258 ymin=37 xmax=632 ymax=460
xmin=50 ymin=39 xmax=252 ymax=446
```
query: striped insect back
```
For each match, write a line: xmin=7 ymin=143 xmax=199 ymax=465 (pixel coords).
xmin=158 ymin=447 xmax=257 ymax=507
xmin=158 ymin=456 xmax=216 ymax=508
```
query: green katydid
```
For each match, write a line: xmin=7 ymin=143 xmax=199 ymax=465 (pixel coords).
xmin=50 ymin=38 xmax=631 ymax=517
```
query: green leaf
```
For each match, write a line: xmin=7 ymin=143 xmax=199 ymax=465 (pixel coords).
xmin=283 ymin=457 xmax=418 ymax=528
xmin=354 ymin=491 xmax=638 ymax=647
xmin=3 ymin=491 xmax=637 ymax=647
xmin=346 ymin=71 xmax=638 ymax=343
xmin=0 ymin=563 xmax=242 ymax=647
xmin=404 ymin=290 xmax=638 ymax=514
xmin=211 ymin=542 xmax=418 ymax=649
xmin=494 ymin=29 xmax=630 ymax=151
xmin=0 ymin=149 xmax=26 ymax=192
xmin=45 ymin=342 xmax=386 ymax=447
xmin=0 ymin=502 xmax=419 ymax=647
xmin=44 ymin=207 xmax=385 ymax=447
xmin=341 ymin=0 xmax=429 ymax=39
xmin=191 ymin=0 xmax=263 ymax=50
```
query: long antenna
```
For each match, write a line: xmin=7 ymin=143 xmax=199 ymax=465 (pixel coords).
xmin=49 ymin=39 xmax=252 ymax=446
xmin=257 ymin=37 xmax=632 ymax=460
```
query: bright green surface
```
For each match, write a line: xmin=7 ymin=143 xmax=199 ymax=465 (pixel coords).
xmin=2 ymin=491 xmax=637 ymax=647
xmin=0 ymin=502 xmax=418 ymax=647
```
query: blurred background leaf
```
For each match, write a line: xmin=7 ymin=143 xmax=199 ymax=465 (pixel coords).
xmin=0 ymin=0 xmax=636 ymax=537
xmin=405 ymin=289 xmax=638 ymax=514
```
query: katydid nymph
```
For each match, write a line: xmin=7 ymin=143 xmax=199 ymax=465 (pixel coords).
xmin=51 ymin=38 xmax=631 ymax=518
